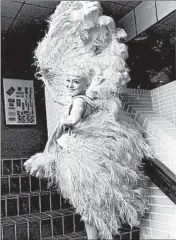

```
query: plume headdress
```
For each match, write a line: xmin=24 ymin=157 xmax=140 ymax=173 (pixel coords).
xmin=34 ymin=1 xmax=130 ymax=106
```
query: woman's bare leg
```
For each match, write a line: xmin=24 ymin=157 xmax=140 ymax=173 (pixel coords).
xmin=85 ymin=222 xmax=98 ymax=240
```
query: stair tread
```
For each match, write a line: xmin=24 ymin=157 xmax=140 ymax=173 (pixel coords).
xmin=1 ymin=209 xmax=76 ymax=224
xmin=2 ymin=191 xmax=51 ymax=197
xmin=43 ymin=232 xmax=88 ymax=239
xmin=1 ymin=159 xmax=139 ymax=240
xmin=1 ymin=215 xmax=139 ymax=240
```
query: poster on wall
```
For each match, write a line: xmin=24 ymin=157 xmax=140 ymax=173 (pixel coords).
xmin=3 ymin=78 xmax=37 ymax=125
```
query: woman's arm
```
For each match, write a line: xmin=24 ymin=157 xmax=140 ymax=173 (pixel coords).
xmin=61 ymin=98 xmax=85 ymax=126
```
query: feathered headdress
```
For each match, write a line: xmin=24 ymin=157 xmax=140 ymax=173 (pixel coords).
xmin=34 ymin=1 xmax=130 ymax=105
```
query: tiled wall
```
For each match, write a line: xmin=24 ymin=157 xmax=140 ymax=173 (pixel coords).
xmin=151 ymin=81 xmax=176 ymax=126
xmin=123 ymin=82 xmax=176 ymax=174
xmin=140 ymin=182 xmax=176 ymax=239
xmin=141 ymin=127 xmax=176 ymax=239
xmin=122 ymin=82 xmax=176 ymax=239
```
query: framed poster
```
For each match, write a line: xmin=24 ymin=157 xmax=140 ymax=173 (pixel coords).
xmin=3 ymin=78 xmax=37 ymax=125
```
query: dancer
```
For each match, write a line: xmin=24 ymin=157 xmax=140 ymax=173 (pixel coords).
xmin=24 ymin=2 xmax=155 ymax=239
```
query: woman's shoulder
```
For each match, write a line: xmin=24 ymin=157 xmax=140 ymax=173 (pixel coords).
xmin=72 ymin=96 xmax=86 ymax=110
xmin=73 ymin=95 xmax=96 ymax=108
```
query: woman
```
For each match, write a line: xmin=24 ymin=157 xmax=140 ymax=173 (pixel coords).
xmin=24 ymin=2 xmax=155 ymax=239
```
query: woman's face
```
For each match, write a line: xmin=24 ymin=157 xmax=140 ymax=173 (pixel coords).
xmin=66 ymin=77 xmax=89 ymax=97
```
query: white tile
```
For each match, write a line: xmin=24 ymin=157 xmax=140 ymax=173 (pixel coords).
xmin=169 ymin=232 xmax=176 ymax=239
xmin=1 ymin=17 xmax=13 ymax=33
xmin=150 ymin=196 xmax=175 ymax=206
xmin=135 ymin=1 xmax=157 ymax=34
xmin=119 ymin=10 xmax=136 ymax=41
xmin=141 ymin=219 xmax=151 ymax=228
xmin=17 ymin=4 xmax=54 ymax=22
xmin=140 ymin=233 xmax=152 ymax=239
xmin=152 ymin=229 xmax=170 ymax=239
xmin=150 ymin=204 xmax=176 ymax=216
xmin=156 ymin=1 xmax=176 ymax=21
xmin=140 ymin=227 xmax=152 ymax=237
xmin=1 ymin=0 xmax=23 ymax=18
xmin=151 ymin=221 xmax=176 ymax=233
xmin=149 ymin=213 xmax=176 ymax=224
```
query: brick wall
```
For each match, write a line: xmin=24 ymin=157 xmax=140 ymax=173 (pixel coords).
xmin=122 ymin=82 xmax=176 ymax=174
xmin=122 ymin=81 xmax=176 ymax=239
xmin=140 ymin=182 xmax=176 ymax=239
xmin=1 ymin=79 xmax=48 ymax=158
xmin=151 ymin=81 xmax=176 ymax=126
xmin=141 ymin=130 xmax=176 ymax=239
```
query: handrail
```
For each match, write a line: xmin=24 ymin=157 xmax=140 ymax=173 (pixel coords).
xmin=143 ymin=158 xmax=176 ymax=204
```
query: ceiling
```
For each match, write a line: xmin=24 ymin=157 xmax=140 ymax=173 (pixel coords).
xmin=1 ymin=1 xmax=175 ymax=88
xmin=1 ymin=0 xmax=142 ymax=34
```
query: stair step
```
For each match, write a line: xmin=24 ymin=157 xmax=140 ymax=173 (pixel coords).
xmin=2 ymin=158 xmax=28 ymax=176
xmin=1 ymin=158 xmax=140 ymax=240
xmin=1 ymin=211 xmax=139 ymax=240
xmin=1 ymin=210 xmax=86 ymax=240
xmin=1 ymin=191 xmax=72 ymax=218
xmin=1 ymin=174 xmax=55 ymax=195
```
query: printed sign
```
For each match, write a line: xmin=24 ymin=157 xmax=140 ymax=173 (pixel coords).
xmin=3 ymin=78 xmax=37 ymax=125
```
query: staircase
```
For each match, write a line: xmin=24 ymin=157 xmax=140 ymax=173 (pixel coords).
xmin=1 ymin=157 xmax=140 ymax=240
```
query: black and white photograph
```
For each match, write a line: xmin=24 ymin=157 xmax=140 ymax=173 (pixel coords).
xmin=1 ymin=1 xmax=176 ymax=240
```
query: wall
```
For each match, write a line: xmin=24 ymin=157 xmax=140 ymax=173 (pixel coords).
xmin=44 ymin=88 xmax=65 ymax=137
xmin=1 ymin=79 xmax=48 ymax=158
xmin=151 ymin=81 xmax=176 ymax=126
xmin=123 ymin=82 xmax=176 ymax=173
xmin=140 ymin=183 xmax=176 ymax=239
xmin=122 ymin=81 xmax=176 ymax=239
